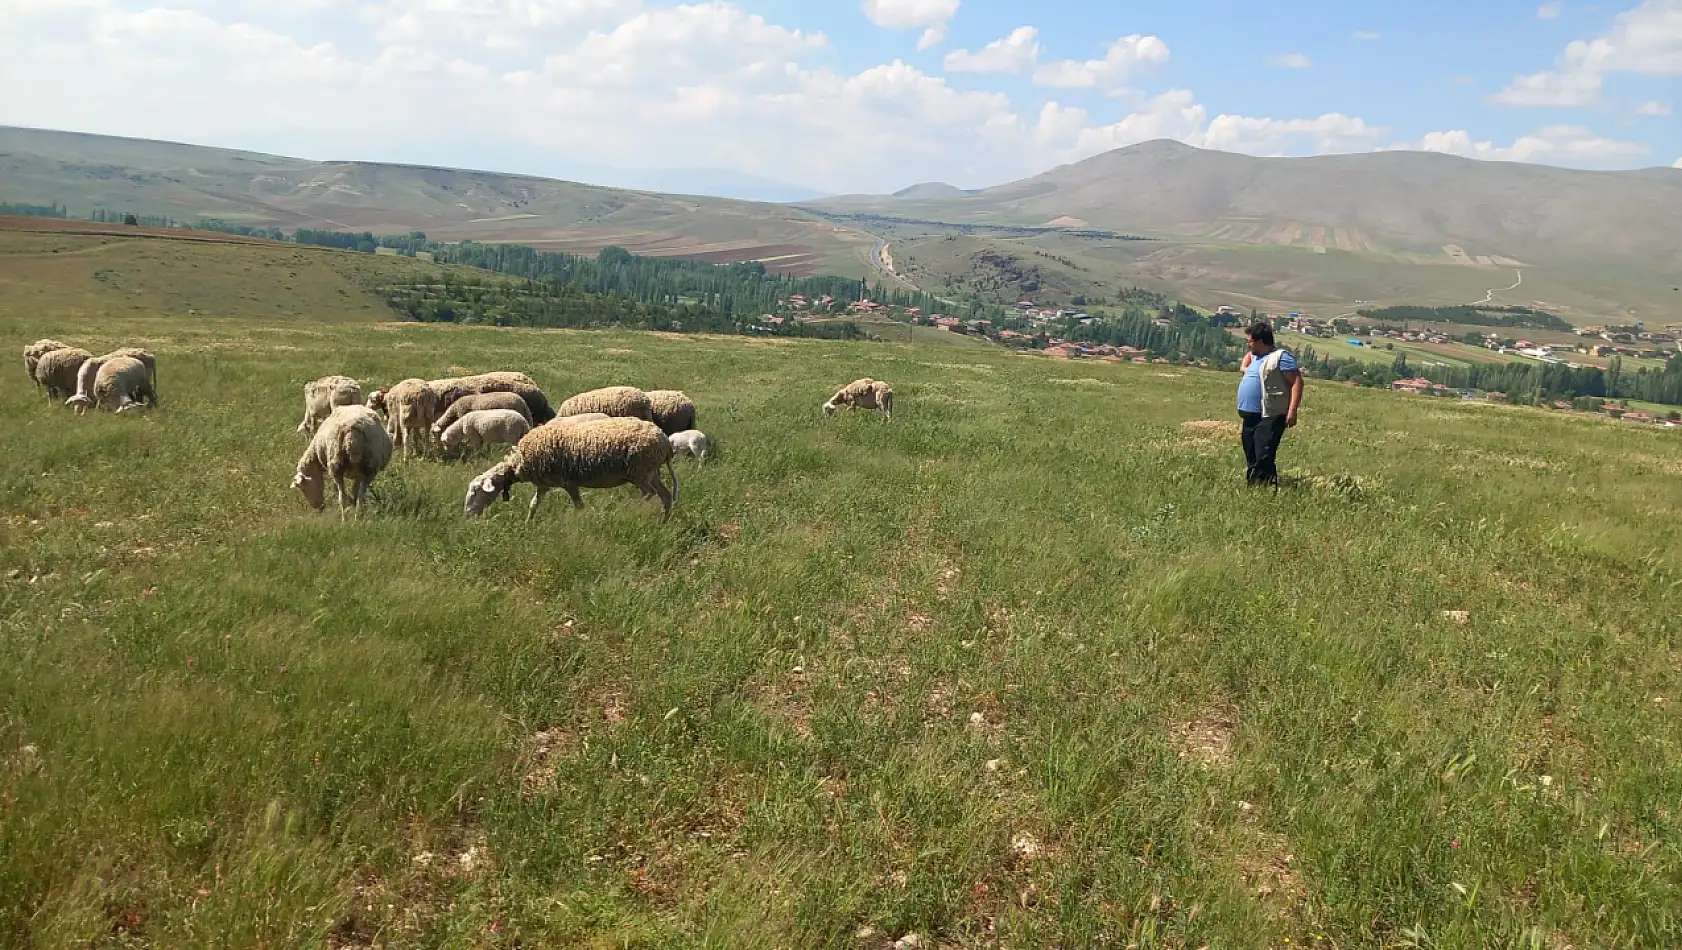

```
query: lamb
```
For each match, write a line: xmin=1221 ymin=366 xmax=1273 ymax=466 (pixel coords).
xmin=71 ymin=348 xmax=159 ymax=409
xmin=65 ymin=356 xmax=155 ymax=414
xmin=667 ymin=429 xmax=711 ymax=464
xmin=439 ymin=408 xmax=532 ymax=453
xmin=555 ymin=385 xmax=653 ymax=421
xmin=298 ymin=375 xmax=363 ymax=435
xmin=822 ymin=378 xmax=894 ymax=421
xmin=291 ymin=405 xmax=394 ymax=519
xmin=430 ymin=372 xmax=555 ymax=424
xmin=464 ymin=417 xmax=678 ymax=521
xmin=24 ymin=339 xmax=69 ymax=390
xmin=32 ymin=347 xmax=91 ymax=400
xmin=646 ymin=389 xmax=697 ymax=435
xmin=375 ymin=378 xmax=439 ymax=455
xmin=430 ymin=391 xmax=534 ymax=438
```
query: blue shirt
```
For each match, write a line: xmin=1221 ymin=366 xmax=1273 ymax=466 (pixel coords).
xmin=1237 ymin=348 xmax=1298 ymax=413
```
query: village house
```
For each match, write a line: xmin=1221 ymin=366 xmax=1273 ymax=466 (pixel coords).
xmin=1391 ymin=377 xmax=1433 ymax=395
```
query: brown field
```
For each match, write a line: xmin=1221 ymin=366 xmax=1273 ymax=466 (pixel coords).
xmin=0 ymin=215 xmax=285 ymax=247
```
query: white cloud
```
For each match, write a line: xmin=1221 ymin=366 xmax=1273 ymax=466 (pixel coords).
xmin=1267 ymin=52 xmax=1313 ymax=69
xmin=1538 ymin=2 xmax=1563 ymax=19
xmin=1033 ymin=34 xmax=1170 ymax=89
xmin=859 ymin=0 xmax=958 ymax=48
xmin=1674 ymin=156 xmax=1682 ymax=168
xmin=1637 ymin=100 xmax=1673 ymax=115
xmin=1416 ymin=125 xmax=1649 ymax=165
xmin=1495 ymin=0 xmax=1682 ymax=106
xmin=944 ymin=25 xmax=1039 ymax=74
xmin=1035 ymin=89 xmax=1389 ymax=161
xmin=1353 ymin=30 xmax=1381 ymax=41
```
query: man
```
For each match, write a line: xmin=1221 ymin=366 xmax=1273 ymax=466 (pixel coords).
xmin=1236 ymin=321 xmax=1304 ymax=486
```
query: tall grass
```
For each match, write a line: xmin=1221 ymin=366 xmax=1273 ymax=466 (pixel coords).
xmin=2 ymin=314 xmax=1679 ymax=948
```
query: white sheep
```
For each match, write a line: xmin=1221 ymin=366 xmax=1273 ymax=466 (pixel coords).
xmin=291 ymin=405 xmax=394 ymax=519
xmin=555 ymin=386 xmax=653 ymax=421
xmin=70 ymin=348 xmax=159 ymax=410
xmin=32 ymin=347 xmax=91 ymax=400
xmin=646 ymin=390 xmax=697 ymax=435
xmin=66 ymin=356 xmax=154 ymax=414
xmin=823 ymin=378 xmax=894 ymax=421
xmin=544 ymin=411 xmax=611 ymax=427
xmin=298 ymin=375 xmax=363 ymax=435
xmin=439 ymin=408 xmax=532 ymax=453
xmin=430 ymin=372 xmax=555 ymax=424
xmin=23 ymin=339 xmax=69 ymax=391
xmin=464 ymin=417 xmax=678 ymax=521
xmin=667 ymin=429 xmax=711 ymax=463
xmin=372 ymin=378 xmax=437 ymax=456
xmin=431 ymin=391 xmax=534 ymax=438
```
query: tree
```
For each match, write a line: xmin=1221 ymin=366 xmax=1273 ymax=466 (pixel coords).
xmin=122 ymin=214 xmax=138 ymax=226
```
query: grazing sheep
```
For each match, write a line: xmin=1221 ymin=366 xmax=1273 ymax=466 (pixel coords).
xmin=65 ymin=356 xmax=154 ymax=414
xmin=379 ymin=378 xmax=439 ymax=455
xmin=646 ymin=389 xmax=697 ymax=435
xmin=72 ymin=348 xmax=159 ymax=409
xmin=430 ymin=372 xmax=555 ymax=423
xmin=291 ymin=405 xmax=394 ymax=519
xmin=823 ymin=378 xmax=894 ymax=421
xmin=556 ymin=385 xmax=653 ymax=421
xmin=24 ymin=339 xmax=69 ymax=390
xmin=439 ymin=408 xmax=532 ymax=453
xmin=298 ymin=375 xmax=363 ymax=435
xmin=667 ymin=429 xmax=711 ymax=464
xmin=464 ymin=417 xmax=678 ymax=521
xmin=32 ymin=347 xmax=92 ymax=400
xmin=545 ymin=411 xmax=610 ymax=428
xmin=431 ymin=391 xmax=534 ymax=437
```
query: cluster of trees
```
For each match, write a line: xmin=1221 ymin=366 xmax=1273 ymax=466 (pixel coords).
xmin=1357 ymin=305 xmax=1574 ymax=332
xmin=382 ymin=271 xmax=866 ymax=340
xmin=0 ymin=202 xmax=69 ymax=218
xmin=1037 ymin=303 xmax=1245 ymax=368
xmin=1297 ymin=347 xmax=1682 ymax=407
xmin=89 ymin=209 xmax=177 ymax=227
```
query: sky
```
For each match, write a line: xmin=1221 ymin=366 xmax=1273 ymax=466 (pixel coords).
xmin=2 ymin=0 xmax=1679 ymax=197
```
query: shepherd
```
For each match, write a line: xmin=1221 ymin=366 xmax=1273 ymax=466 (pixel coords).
xmin=1236 ymin=321 xmax=1304 ymax=486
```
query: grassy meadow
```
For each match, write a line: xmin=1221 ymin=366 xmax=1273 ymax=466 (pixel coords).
xmin=3 ymin=305 xmax=1682 ymax=948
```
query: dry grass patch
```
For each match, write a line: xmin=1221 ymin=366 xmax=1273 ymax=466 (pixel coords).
xmin=1174 ymin=711 xmax=1236 ymax=767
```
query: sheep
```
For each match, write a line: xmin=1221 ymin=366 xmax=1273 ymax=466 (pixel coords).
xmin=430 ymin=391 xmax=534 ymax=438
xmin=439 ymin=408 xmax=532 ymax=454
xmin=823 ymin=378 xmax=894 ymax=421
xmin=464 ymin=417 xmax=678 ymax=521
xmin=378 ymin=378 xmax=439 ymax=455
xmin=667 ymin=429 xmax=711 ymax=464
xmin=71 ymin=348 xmax=159 ymax=409
xmin=65 ymin=356 xmax=155 ymax=414
xmin=545 ymin=411 xmax=610 ymax=428
xmin=555 ymin=385 xmax=653 ymax=421
xmin=430 ymin=372 xmax=555 ymax=424
xmin=33 ymin=347 xmax=91 ymax=400
xmin=24 ymin=339 xmax=69 ymax=390
xmin=646 ymin=389 xmax=697 ymax=435
xmin=291 ymin=405 xmax=394 ymax=519
xmin=298 ymin=375 xmax=363 ymax=435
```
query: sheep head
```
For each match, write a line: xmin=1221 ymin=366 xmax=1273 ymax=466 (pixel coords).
xmin=291 ymin=463 xmax=327 ymax=511
xmin=65 ymin=394 xmax=93 ymax=415
xmin=464 ymin=464 xmax=515 ymax=517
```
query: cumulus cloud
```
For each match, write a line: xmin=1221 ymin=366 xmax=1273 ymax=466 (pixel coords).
xmin=1033 ymin=34 xmax=1170 ymax=89
xmin=1495 ymin=0 xmax=1682 ymax=106
xmin=1637 ymin=100 xmax=1673 ymax=115
xmin=944 ymin=25 xmax=1039 ymax=74
xmin=1031 ymin=89 xmax=1389 ymax=161
xmin=1538 ymin=2 xmax=1563 ymax=19
xmin=1674 ymin=156 xmax=1682 ymax=167
xmin=1416 ymin=125 xmax=1649 ymax=165
xmin=858 ymin=0 xmax=958 ymax=49
xmin=1267 ymin=52 xmax=1313 ymax=69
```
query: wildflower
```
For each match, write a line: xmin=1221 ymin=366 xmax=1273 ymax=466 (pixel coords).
xmin=1450 ymin=838 xmax=1461 ymax=849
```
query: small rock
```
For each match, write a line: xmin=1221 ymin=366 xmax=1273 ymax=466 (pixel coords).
xmin=984 ymin=758 xmax=1001 ymax=772
xmin=1236 ymin=800 xmax=1254 ymax=813
xmin=855 ymin=925 xmax=878 ymax=941
xmin=894 ymin=934 xmax=922 ymax=950
xmin=968 ymin=712 xmax=986 ymax=729
xmin=1011 ymin=831 xmax=1044 ymax=860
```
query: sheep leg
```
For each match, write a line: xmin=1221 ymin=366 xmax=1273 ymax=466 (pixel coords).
xmin=333 ymin=473 xmax=351 ymax=521
xmin=564 ymin=486 xmax=584 ymax=510
xmin=353 ymin=478 xmax=370 ymax=515
xmin=651 ymin=470 xmax=675 ymax=522
xmin=527 ymin=487 xmax=551 ymax=522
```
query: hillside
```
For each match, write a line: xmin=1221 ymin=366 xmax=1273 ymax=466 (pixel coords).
xmin=0 ymin=126 xmax=875 ymax=276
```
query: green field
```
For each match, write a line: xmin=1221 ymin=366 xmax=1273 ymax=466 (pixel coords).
xmin=5 ymin=251 xmax=1682 ymax=947
xmin=1275 ymin=331 xmax=1508 ymax=372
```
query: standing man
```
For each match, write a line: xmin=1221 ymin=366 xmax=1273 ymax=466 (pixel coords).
xmin=1236 ymin=321 xmax=1304 ymax=486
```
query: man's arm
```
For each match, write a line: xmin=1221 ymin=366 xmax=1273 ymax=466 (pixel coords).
xmin=1284 ymin=369 xmax=1304 ymax=426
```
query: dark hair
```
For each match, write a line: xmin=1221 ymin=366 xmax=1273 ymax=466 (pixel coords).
xmin=1247 ymin=322 xmax=1275 ymax=346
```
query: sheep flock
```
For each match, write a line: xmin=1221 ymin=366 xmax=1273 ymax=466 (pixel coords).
xmin=21 ymin=336 xmax=895 ymax=522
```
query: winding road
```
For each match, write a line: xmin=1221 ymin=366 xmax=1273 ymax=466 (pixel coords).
xmin=1475 ymin=268 xmax=1524 ymax=306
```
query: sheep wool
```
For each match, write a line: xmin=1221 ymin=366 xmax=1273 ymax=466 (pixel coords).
xmin=667 ymin=429 xmax=711 ymax=463
xmin=464 ymin=416 xmax=677 ymax=521
xmin=382 ymin=378 xmax=439 ymax=455
xmin=67 ymin=356 xmax=154 ymax=414
xmin=72 ymin=348 xmax=159 ymax=408
xmin=33 ymin=347 xmax=92 ymax=400
xmin=298 ymin=375 xmax=363 ymax=435
xmin=439 ymin=408 xmax=532 ymax=453
xmin=24 ymin=339 xmax=69 ymax=387
xmin=823 ymin=378 xmax=894 ymax=421
xmin=545 ymin=411 xmax=610 ymax=428
xmin=430 ymin=372 xmax=555 ymax=423
xmin=292 ymin=405 xmax=394 ymax=518
xmin=556 ymin=385 xmax=652 ymax=421
xmin=431 ymin=391 xmax=534 ymax=436
xmin=646 ymin=389 xmax=697 ymax=435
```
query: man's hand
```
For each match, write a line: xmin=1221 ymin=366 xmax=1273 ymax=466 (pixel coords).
xmin=1285 ymin=410 xmax=1299 ymax=428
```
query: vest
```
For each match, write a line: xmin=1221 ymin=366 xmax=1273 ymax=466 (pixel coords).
xmin=1257 ymin=349 xmax=1291 ymax=418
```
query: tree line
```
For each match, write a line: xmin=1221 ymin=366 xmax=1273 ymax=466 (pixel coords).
xmin=1297 ymin=346 xmax=1682 ymax=407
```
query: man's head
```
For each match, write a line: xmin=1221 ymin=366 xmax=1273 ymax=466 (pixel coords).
xmin=1247 ymin=322 xmax=1275 ymax=354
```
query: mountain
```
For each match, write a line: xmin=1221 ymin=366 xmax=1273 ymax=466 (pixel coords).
xmin=0 ymin=126 xmax=870 ymax=275
xmin=893 ymin=182 xmax=970 ymax=200
xmin=813 ymin=139 xmax=1682 ymax=271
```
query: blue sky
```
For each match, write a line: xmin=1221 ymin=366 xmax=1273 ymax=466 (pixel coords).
xmin=2 ymin=0 xmax=1678 ymax=196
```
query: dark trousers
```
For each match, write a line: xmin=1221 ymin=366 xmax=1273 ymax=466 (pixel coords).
xmin=1240 ymin=411 xmax=1287 ymax=485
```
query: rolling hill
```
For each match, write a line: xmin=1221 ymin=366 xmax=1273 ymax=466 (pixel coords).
xmin=0 ymin=126 xmax=875 ymax=276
